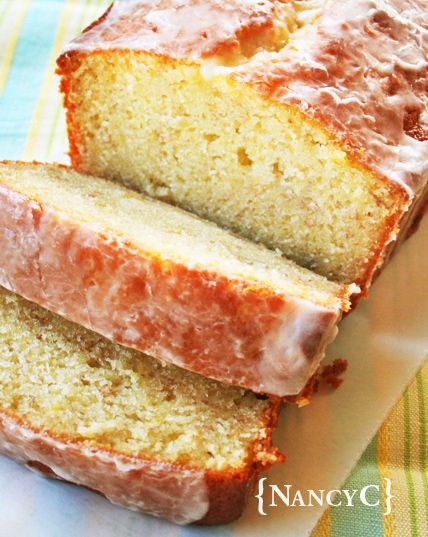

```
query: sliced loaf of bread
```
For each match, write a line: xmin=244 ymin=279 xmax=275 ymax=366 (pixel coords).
xmin=0 ymin=161 xmax=356 ymax=396
xmin=0 ymin=286 xmax=282 ymax=525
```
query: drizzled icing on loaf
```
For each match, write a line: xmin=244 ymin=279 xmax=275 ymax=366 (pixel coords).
xmin=0 ymin=412 xmax=209 ymax=525
xmin=64 ymin=0 xmax=307 ymax=62
xmin=62 ymin=0 xmax=428 ymax=197
xmin=235 ymin=0 xmax=428 ymax=196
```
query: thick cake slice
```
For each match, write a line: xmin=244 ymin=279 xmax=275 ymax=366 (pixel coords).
xmin=57 ymin=0 xmax=428 ymax=292
xmin=0 ymin=286 xmax=282 ymax=525
xmin=0 ymin=161 xmax=355 ymax=397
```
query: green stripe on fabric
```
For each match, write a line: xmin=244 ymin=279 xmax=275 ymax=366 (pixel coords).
xmin=0 ymin=0 xmax=65 ymax=158
xmin=416 ymin=370 xmax=428 ymax=520
xmin=330 ymin=437 xmax=384 ymax=537
xmin=404 ymin=387 xmax=419 ymax=537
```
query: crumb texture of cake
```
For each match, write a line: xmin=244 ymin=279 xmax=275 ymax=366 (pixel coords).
xmin=58 ymin=0 xmax=428 ymax=291
xmin=0 ymin=286 xmax=282 ymax=525
xmin=0 ymin=161 xmax=355 ymax=397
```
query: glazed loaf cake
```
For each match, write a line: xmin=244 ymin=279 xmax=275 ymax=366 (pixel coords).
xmin=0 ymin=286 xmax=282 ymax=525
xmin=57 ymin=0 xmax=428 ymax=293
xmin=0 ymin=161 xmax=355 ymax=397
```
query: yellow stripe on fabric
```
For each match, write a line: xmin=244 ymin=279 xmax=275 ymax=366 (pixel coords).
xmin=377 ymin=419 xmax=395 ymax=537
xmin=310 ymin=508 xmax=331 ymax=537
xmin=384 ymin=388 xmax=413 ymax=537
xmin=0 ymin=0 xmax=32 ymax=96
xmin=23 ymin=0 xmax=76 ymax=159
xmin=404 ymin=386 xmax=420 ymax=537
xmin=42 ymin=0 xmax=101 ymax=160
xmin=0 ymin=0 xmax=12 ymax=23
xmin=23 ymin=0 xmax=107 ymax=162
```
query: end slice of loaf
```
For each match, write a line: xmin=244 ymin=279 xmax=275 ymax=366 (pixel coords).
xmin=0 ymin=286 xmax=283 ymax=525
xmin=0 ymin=161 xmax=356 ymax=397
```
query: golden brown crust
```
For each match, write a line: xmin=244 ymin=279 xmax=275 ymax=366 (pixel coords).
xmin=57 ymin=52 xmax=87 ymax=170
xmin=201 ymin=470 xmax=254 ymax=525
xmin=283 ymin=358 xmax=348 ymax=406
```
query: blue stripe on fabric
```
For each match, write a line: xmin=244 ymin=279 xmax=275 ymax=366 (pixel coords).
xmin=0 ymin=0 xmax=64 ymax=159
xmin=330 ymin=437 xmax=384 ymax=537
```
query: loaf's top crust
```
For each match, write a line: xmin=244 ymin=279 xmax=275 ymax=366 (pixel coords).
xmin=61 ymin=0 xmax=428 ymax=198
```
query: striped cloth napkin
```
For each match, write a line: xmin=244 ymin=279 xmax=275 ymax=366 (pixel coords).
xmin=312 ymin=365 xmax=428 ymax=537
xmin=0 ymin=2 xmax=427 ymax=536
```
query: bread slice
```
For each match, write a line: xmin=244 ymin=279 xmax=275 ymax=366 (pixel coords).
xmin=0 ymin=285 xmax=283 ymax=525
xmin=0 ymin=161 xmax=356 ymax=397
xmin=57 ymin=0 xmax=428 ymax=292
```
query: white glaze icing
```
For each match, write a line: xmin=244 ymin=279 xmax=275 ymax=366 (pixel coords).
xmin=61 ymin=0 xmax=428 ymax=198
xmin=0 ymin=175 xmax=353 ymax=396
xmin=258 ymin=296 xmax=342 ymax=395
xmin=63 ymin=0 xmax=299 ymax=60
xmin=0 ymin=412 xmax=209 ymax=525
xmin=235 ymin=0 xmax=428 ymax=196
